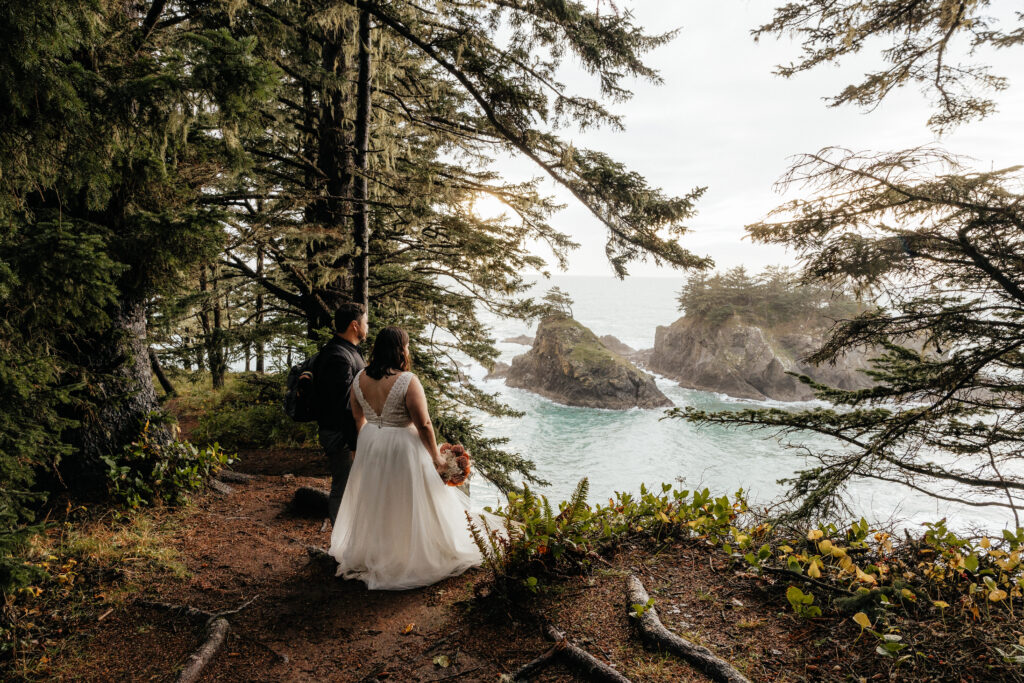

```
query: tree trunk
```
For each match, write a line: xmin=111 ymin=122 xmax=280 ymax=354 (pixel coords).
xmin=255 ymin=248 xmax=265 ymax=373
xmin=61 ymin=299 xmax=161 ymax=497
xmin=149 ymin=347 xmax=176 ymax=397
xmin=211 ymin=265 xmax=225 ymax=389
xmin=198 ymin=265 xmax=227 ymax=389
xmin=352 ymin=7 xmax=372 ymax=311
xmin=306 ymin=22 xmax=355 ymax=338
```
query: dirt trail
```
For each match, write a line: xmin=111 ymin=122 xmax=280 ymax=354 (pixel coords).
xmin=67 ymin=446 xmax=564 ymax=682
xmin=60 ymin=444 xmax=821 ymax=682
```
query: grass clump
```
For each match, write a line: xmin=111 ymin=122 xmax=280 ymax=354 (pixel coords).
xmin=1 ymin=507 xmax=187 ymax=679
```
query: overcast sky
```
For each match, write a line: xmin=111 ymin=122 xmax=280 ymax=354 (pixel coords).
xmin=489 ymin=1 xmax=1024 ymax=278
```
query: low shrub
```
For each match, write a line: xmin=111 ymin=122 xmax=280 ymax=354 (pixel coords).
xmin=473 ymin=478 xmax=1024 ymax=668
xmin=469 ymin=479 xmax=745 ymax=597
xmin=192 ymin=373 xmax=316 ymax=451
xmin=103 ymin=421 xmax=233 ymax=508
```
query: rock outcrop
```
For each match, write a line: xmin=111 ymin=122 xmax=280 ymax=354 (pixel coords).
xmin=648 ymin=315 xmax=874 ymax=401
xmin=503 ymin=335 xmax=534 ymax=346
xmin=506 ymin=316 xmax=672 ymax=409
xmin=484 ymin=361 xmax=510 ymax=380
xmin=599 ymin=335 xmax=635 ymax=356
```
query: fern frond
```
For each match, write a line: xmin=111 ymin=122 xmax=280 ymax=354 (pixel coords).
xmin=566 ymin=477 xmax=590 ymax=524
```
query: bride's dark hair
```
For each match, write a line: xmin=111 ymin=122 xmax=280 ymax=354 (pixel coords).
xmin=365 ymin=326 xmax=411 ymax=379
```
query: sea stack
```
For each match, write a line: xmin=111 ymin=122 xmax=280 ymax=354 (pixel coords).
xmin=506 ymin=315 xmax=672 ymax=409
xmin=648 ymin=316 xmax=874 ymax=401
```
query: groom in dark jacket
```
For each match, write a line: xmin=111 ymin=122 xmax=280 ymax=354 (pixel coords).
xmin=314 ymin=302 xmax=367 ymax=522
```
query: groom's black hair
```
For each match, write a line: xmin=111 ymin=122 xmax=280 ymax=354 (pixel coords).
xmin=334 ymin=302 xmax=366 ymax=333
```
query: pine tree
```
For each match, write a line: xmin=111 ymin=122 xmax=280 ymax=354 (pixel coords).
xmin=190 ymin=0 xmax=711 ymax=490
xmin=0 ymin=1 xmax=278 ymax=504
xmin=681 ymin=2 xmax=1024 ymax=522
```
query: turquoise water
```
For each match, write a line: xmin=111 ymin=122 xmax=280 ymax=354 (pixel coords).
xmin=465 ymin=276 xmax=1016 ymax=533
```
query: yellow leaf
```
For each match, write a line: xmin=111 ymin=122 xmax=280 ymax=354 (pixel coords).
xmin=839 ymin=556 xmax=854 ymax=572
xmin=401 ymin=623 xmax=415 ymax=634
xmin=900 ymin=588 xmax=915 ymax=600
xmin=808 ymin=563 xmax=821 ymax=579
xmin=807 ymin=529 xmax=824 ymax=541
xmin=853 ymin=568 xmax=876 ymax=584
xmin=852 ymin=612 xmax=872 ymax=629
xmin=980 ymin=537 xmax=991 ymax=549
xmin=989 ymin=589 xmax=1008 ymax=602
xmin=831 ymin=546 xmax=847 ymax=559
xmin=932 ymin=600 xmax=950 ymax=610
xmin=657 ymin=511 xmax=670 ymax=523
xmin=818 ymin=540 xmax=833 ymax=554
xmin=780 ymin=545 xmax=794 ymax=554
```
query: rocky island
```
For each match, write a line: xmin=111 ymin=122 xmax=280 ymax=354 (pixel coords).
xmin=505 ymin=315 xmax=672 ymax=409
xmin=648 ymin=267 xmax=874 ymax=401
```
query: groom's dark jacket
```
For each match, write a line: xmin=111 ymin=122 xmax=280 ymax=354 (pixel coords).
xmin=313 ymin=336 xmax=365 ymax=451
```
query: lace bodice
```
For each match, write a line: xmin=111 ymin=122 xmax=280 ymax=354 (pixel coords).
xmin=353 ymin=370 xmax=414 ymax=428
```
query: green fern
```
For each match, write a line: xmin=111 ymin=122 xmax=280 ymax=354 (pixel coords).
xmin=565 ymin=477 xmax=590 ymax=524
xmin=522 ymin=483 xmax=536 ymax=516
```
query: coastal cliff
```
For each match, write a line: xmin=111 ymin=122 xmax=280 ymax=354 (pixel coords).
xmin=506 ymin=316 xmax=671 ymax=409
xmin=648 ymin=315 xmax=874 ymax=401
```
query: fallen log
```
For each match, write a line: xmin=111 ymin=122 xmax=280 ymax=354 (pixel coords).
xmin=543 ymin=624 xmax=632 ymax=683
xmin=626 ymin=575 xmax=750 ymax=683
xmin=177 ymin=617 xmax=229 ymax=683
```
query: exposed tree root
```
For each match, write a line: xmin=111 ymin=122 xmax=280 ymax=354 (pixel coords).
xmin=177 ymin=617 xmax=229 ymax=683
xmin=760 ymin=566 xmax=853 ymax=596
xmin=542 ymin=624 xmax=633 ymax=683
xmin=509 ymin=642 xmax=561 ymax=682
xmin=136 ymin=596 xmax=259 ymax=682
xmin=209 ymin=479 xmax=234 ymax=495
xmin=626 ymin=575 xmax=750 ymax=683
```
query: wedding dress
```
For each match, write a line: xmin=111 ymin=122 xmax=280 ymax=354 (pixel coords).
xmin=328 ymin=370 xmax=484 ymax=590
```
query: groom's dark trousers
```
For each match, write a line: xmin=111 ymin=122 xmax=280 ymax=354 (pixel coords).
xmin=313 ymin=335 xmax=365 ymax=521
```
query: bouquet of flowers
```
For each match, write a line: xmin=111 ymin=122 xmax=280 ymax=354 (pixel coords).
xmin=439 ymin=443 xmax=471 ymax=486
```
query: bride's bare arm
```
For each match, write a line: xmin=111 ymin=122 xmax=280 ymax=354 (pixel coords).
xmin=405 ymin=375 xmax=445 ymax=471
xmin=350 ymin=385 xmax=367 ymax=433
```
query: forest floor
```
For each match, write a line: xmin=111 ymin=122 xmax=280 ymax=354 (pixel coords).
xmin=6 ymin=406 xmax=1022 ymax=681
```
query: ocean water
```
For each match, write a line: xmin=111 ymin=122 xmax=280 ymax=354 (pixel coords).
xmin=465 ymin=276 xmax=1016 ymax=533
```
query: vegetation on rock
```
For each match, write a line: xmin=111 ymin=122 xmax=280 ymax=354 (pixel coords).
xmin=650 ymin=267 xmax=870 ymax=401
xmin=507 ymin=315 xmax=671 ymax=409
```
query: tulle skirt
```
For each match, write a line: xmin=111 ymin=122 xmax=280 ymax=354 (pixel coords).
xmin=328 ymin=423 xmax=483 ymax=590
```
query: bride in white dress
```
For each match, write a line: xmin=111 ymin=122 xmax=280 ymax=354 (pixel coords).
xmin=328 ymin=326 xmax=484 ymax=590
